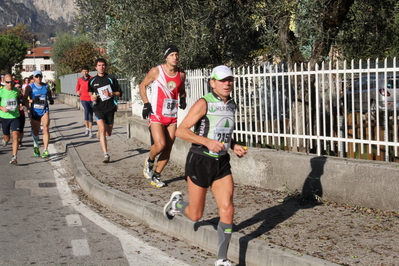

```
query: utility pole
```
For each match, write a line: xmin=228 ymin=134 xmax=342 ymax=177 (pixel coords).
xmin=33 ymin=38 xmax=36 ymax=71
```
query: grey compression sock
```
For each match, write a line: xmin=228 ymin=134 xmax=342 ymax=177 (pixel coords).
xmin=217 ymin=221 xmax=233 ymax=260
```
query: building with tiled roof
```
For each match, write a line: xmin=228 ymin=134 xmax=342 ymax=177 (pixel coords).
xmin=20 ymin=47 xmax=55 ymax=81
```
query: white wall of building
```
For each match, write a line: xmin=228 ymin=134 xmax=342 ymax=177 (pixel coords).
xmin=20 ymin=57 xmax=55 ymax=82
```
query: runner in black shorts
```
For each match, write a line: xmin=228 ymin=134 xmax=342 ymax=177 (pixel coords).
xmin=0 ymin=74 xmax=23 ymax=164
xmin=185 ymin=152 xmax=232 ymax=188
xmin=88 ymin=58 xmax=122 ymax=163
xmin=94 ymin=110 xmax=114 ymax=126
xmin=163 ymin=66 xmax=248 ymax=266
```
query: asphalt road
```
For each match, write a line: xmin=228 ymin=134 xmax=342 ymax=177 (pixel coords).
xmin=0 ymin=121 xmax=194 ymax=266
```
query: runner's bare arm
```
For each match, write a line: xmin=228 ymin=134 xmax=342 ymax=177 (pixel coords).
xmin=139 ymin=67 xmax=159 ymax=104
xmin=176 ymin=98 xmax=224 ymax=153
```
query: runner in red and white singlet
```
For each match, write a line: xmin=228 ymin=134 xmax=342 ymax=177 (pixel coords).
xmin=139 ymin=45 xmax=187 ymax=187
xmin=149 ymin=65 xmax=183 ymax=126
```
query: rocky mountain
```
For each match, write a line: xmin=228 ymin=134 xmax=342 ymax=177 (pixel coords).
xmin=0 ymin=0 xmax=77 ymax=45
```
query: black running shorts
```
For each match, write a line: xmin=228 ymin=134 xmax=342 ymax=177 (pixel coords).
xmin=185 ymin=151 xmax=232 ymax=188
xmin=95 ymin=110 xmax=115 ymax=125
xmin=1 ymin=118 xmax=20 ymax=135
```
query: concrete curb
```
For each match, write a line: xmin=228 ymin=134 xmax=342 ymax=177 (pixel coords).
xmin=53 ymin=120 xmax=338 ymax=266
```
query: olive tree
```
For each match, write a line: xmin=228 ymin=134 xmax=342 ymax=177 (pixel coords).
xmin=75 ymin=0 xmax=264 ymax=79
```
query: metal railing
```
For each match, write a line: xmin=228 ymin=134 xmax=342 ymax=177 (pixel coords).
xmin=60 ymin=58 xmax=399 ymax=162
xmin=146 ymin=58 xmax=398 ymax=162
xmin=60 ymin=72 xmax=132 ymax=110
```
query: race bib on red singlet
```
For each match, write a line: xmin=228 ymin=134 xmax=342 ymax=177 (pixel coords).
xmin=162 ymin=98 xmax=178 ymax=117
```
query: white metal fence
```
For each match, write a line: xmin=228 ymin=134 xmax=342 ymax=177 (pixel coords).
xmin=131 ymin=58 xmax=399 ymax=162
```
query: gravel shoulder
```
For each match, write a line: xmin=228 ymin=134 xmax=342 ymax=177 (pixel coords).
xmin=72 ymin=129 xmax=399 ymax=266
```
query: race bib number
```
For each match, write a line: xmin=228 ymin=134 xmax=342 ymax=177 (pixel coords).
xmin=33 ymin=96 xmax=46 ymax=109
xmin=209 ymin=127 xmax=233 ymax=155
xmin=162 ymin=98 xmax=178 ymax=117
xmin=5 ymin=99 xmax=17 ymax=111
xmin=97 ymin=85 xmax=112 ymax=101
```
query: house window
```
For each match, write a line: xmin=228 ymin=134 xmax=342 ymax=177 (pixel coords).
xmin=24 ymin=65 xmax=34 ymax=72
xmin=40 ymin=64 xmax=52 ymax=71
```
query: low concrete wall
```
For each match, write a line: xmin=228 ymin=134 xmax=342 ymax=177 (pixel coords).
xmin=58 ymin=94 xmax=81 ymax=110
xmin=59 ymin=93 xmax=399 ymax=212
xmin=57 ymin=94 xmax=132 ymax=125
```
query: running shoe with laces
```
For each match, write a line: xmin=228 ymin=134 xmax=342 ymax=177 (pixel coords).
xmin=84 ymin=128 xmax=89 ymax=136
xmin=9 ymin=155 xmax=17 ymax=164
xmin=143 ymin=157 xmax=154 ymax=179
xmin=2 ymin=139 xmax=8 ymax=147
xmin=41 ymin=150 xmax=49 ymax=158
xmin=214 ymin=259 xmax=233 ymax=266
xmin=103 ymin=153 xmax=110 ymax=163
xmin=163 ymin=191 xmax=182 ymax=219
xmin=151 ymin=172 xmax=165 ymax=187
xmin=33 ymin=147 xmax=40 ymax=157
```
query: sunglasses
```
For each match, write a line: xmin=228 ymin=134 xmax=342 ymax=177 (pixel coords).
xmin=35 ymin=75 xmax=43 ymax=78
xmin=5 ymin=81 xmax=13 ymax=84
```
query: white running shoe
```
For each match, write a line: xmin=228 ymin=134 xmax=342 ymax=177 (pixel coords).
xmin=151 ymin=173 xmax=165 ymax=188
xmin=214 ymin=259 xmax=233 ymax=266
xmin=84 ymin=129 xmax=89 ymax=136
xmin=163 ymin=191 xmax=182 ymax=220
xmin=9 ymin=156 xmax=17 ymax=165
xmin=2 ymin=139 xmax=8 ymax=147
xmin=103 ymin=153 xmax=110 ymax=163
xmin=143 ymin=157 xmax=154 ymax=179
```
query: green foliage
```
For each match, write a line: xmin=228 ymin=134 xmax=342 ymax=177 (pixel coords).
xmin=51 ymin=33 xmax=102 ymax=77
xmin=59 ymin=42 xmax=103 ymax=73
xmin=55 ymin=78 xmax=61 ymax=93
xmin=391 ymin=3 xmax=399 ymax=57
xmin=255 ymin=0 xmax=356 ymax=66
xmin=75 ymin=0 xmax=264 ymax=79
xmin=336 ymin=0 xmax=399 ymax=60
xmin=74 ymin=0 xmax=398 ymax=79
xmin=1 ymin=23 xmax=36 ymax=47
xmin=0 ymin=34 xmax=29 ymax=74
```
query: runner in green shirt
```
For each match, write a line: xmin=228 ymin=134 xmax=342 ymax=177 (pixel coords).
xmin=0 ymin=74 xmax=22 ymax=164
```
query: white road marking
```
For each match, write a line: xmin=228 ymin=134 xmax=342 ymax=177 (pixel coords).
xmin=47 ymin=144 xmax=191 ymax=266
xmin=71 ymin=239 xmax=91 ymax=256
xmin=66 ymin=214 xmax=82 ymax=227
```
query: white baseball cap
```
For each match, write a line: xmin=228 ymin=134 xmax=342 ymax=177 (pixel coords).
xmin=210 ymin=65 xmax=234 ymax=80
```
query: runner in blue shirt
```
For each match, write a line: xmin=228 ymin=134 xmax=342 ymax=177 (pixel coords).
xmin=22 ymin=70 xmax=54 ymax=158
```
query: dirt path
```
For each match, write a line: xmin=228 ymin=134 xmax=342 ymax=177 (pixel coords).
xmin=74 ymin=133 xmax=399 ymax=266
